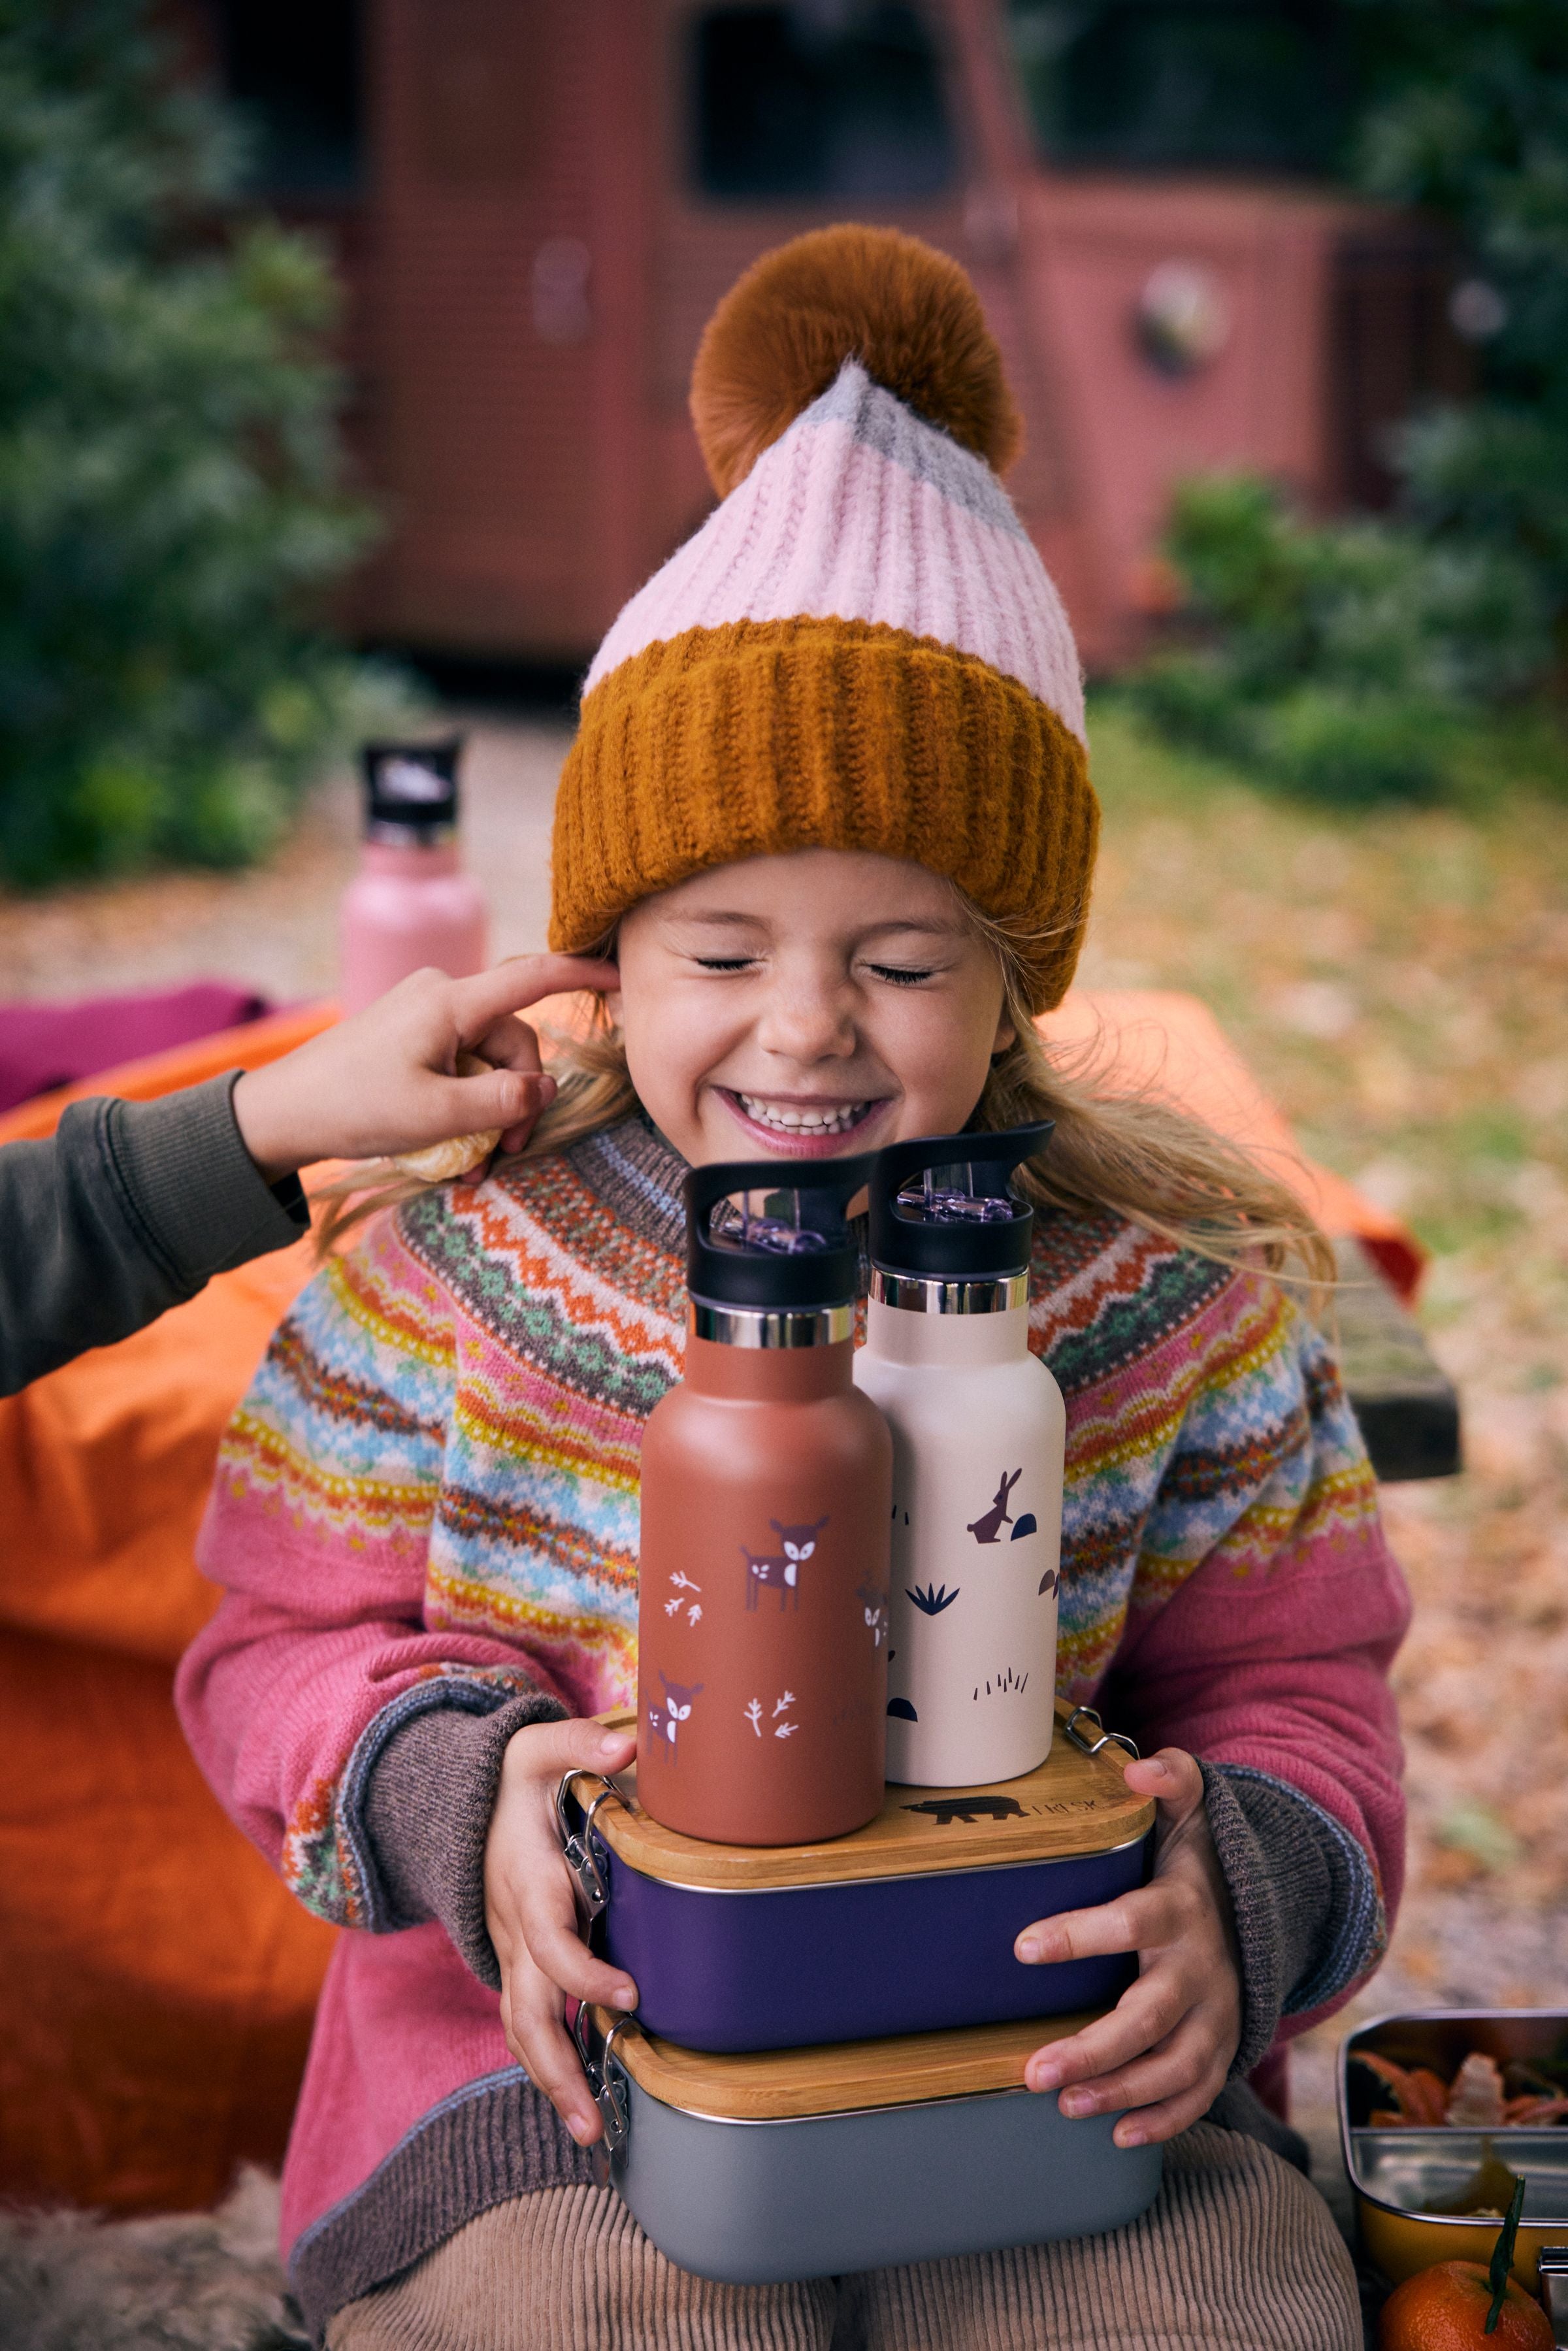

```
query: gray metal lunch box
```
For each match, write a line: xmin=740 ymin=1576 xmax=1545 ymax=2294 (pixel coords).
xmin=577 ymin=2006 xmax=1165 ymax=2284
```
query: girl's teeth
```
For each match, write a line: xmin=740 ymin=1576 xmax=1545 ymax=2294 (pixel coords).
xmin=739 ymin=1095 xmax=866 ymax=1134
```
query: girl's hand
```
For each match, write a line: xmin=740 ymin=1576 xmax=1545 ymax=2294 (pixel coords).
xmin=1016 ymin=1746 xmax=1241 ymax=2147
xmin=483 ymin=1717 xmax=640 ymax=2146
xmin=231 ymin=955 xmax=620 ymax=1182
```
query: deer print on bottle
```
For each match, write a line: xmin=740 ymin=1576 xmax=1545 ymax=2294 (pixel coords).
xmin=858 ymin=1579 xmax=890 ymax=1647
xmin=645 ymin=1672 xmax=704 ymax=1763
xmin=741 ymin=1517 xmax=828 ymax=1611
xmin=966 ymin=1468 xmax=1021 ymax=1545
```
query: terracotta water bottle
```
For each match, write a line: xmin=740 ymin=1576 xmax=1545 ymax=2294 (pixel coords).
xmin=339 ymin=738 xmax=488 ymax=1014
xmin=854 ymin=1125 xmax=1064 ymax=1788
xmin=638 ymin=1157 xmax=892 ymax=1846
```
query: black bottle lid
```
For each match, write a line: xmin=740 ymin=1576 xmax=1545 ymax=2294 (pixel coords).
xmin=685 ymin=1155 xmax=876 ymax=1312
xmin=868 ymin=1121 xmax=1054 ymax=1279
xmin=361 ymin=737 xmax=464 ymax=835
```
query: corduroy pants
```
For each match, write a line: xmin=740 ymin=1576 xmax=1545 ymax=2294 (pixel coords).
xmin=326 ymin=2122 xmax=1359 ymax=2351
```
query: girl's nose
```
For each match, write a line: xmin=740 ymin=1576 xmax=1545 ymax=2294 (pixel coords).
xmin=754 ymin=976 xmax=857 ymax=1064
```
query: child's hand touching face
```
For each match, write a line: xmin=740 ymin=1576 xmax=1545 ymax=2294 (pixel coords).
xmin=1016 ymin=1747 xmax=1242 ymax=2146
xmin=483 ymin=1718 xmax=640 ymax=2148
xmin=231 ymin=955 xmax=619 ymax=1181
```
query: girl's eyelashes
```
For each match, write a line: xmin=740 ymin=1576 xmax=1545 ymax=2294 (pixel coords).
xmin=864 ymin=962 xmax=938 ymax=987
xmin=686 ymin=954 xmax=944 ymax=983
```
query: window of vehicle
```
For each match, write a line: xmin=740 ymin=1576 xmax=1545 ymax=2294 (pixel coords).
xmin=208 ymin=0 xmax=363 ymax=199
xmin=1007 ymin=0 xmax=1354 ymax=176
xmin=691 ymin=3 xmax=956 ymax=202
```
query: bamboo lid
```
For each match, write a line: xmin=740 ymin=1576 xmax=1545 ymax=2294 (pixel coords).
xmin=570 ymin=1701 xmax=1152 ymax=1890
xmin=593 ymin=2007 xmax=1100 ymax=2121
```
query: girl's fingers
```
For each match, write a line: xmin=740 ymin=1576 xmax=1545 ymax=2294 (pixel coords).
xmin=1025 ymin=1965 xmax=1192 ymax=2092
xmin=521 ymin=1880 xmax=638 ymax=2011
xmin=1015 ymin=1882 xmax=1174 ymax=1966
xmin=1111 ymin=2076 xmax=1226 ymax=2148
xmin=506 ymin=1973 xmax=603 ymax=2145
xmin=1054 ymin=2009 xmax=1228 ymax=2128
xmin=1124 ymin=1746 xmax=1206 ymax=1831
xmin=512 ymin=1717 xmax=637 ymax=1784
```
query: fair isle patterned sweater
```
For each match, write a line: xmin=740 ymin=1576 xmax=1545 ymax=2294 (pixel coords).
xmin=176 ymin=1117 xmax=1410 ymax=2337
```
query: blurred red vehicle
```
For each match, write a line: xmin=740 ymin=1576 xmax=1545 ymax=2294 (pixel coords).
xmin=182 ymin=0 xmax=1470 ymax=671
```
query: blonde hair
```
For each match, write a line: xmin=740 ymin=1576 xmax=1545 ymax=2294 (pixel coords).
xmin=314 ymin=893 xmax=1333 ymax=1293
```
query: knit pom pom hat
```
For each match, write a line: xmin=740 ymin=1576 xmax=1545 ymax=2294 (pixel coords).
xmin=549 ymin=225 xmax=1098 ymax=1012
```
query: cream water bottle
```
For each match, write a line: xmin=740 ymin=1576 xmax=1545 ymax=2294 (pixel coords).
xmin=854 ymin=1124 xmax=1064 ymax=1787
xmin=339 ymin=738 xmax=488 ymax=1013
xmin=637 ymin=1157 xmax=892 ymax=1846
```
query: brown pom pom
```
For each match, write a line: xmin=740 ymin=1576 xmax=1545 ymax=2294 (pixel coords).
xmin=690 ymin=225 xmax=1022 ymax=497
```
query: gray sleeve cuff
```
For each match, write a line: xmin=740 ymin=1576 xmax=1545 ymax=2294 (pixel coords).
xmin=1201 ymin=1761 xmax=1386 ymax=2075
xmin=351 ymin=1679 xmax=570 ymax=1986
xmin=108 ymin=1071 xmax=308 ymax=1287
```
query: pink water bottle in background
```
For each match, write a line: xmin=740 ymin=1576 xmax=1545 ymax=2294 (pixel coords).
xmin=339 ymin=738 xmax=489 ymax=1013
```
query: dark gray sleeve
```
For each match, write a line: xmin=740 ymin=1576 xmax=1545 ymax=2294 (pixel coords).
xmin=0 ymin=1073 xmax=308 ymax=1396
xmin=1201 ymin=1760 xmax=1386 ymax=2077
xmin=354 ymin=1681 xmax=570 ymax=1986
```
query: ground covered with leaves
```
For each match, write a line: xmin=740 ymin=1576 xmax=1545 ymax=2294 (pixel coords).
xmin=1082 ymin=704 xmax=1568 ymax=2125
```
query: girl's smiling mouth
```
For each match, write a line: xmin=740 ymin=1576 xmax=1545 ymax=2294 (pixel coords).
xmin=717 ymin=1089 xmax=890 ymax=1155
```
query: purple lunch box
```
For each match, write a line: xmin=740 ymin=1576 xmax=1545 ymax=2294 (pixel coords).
xmin=559 ymin=1703 xmax=1154 ymax=2054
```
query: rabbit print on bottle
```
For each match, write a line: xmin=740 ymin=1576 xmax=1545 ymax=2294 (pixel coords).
xmin=966 ymin=1468 xmax=1021 ymax=1545
xmin=855 ymin=1121 xmax=1066 ymax=1787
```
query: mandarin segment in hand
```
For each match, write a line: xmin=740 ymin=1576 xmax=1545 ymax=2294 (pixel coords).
xmin=390 ymin=1053 xmax=503 ymax=1180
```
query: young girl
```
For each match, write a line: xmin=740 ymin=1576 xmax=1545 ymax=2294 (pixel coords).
xmin=178 ymin=229 xmax=1409 ymax=2350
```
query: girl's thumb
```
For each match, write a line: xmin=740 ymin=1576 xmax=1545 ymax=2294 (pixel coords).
xmin=1123 ymin=1747 xmax=1205 ymax=1827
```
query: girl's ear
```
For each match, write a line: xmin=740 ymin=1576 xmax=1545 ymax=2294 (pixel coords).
xmin=990 ymin=1009 xmax=1017 ymax=1058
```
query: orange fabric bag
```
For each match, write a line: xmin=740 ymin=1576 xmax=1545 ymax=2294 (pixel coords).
xmin=0 ymin=1010 xmax=337 ymax=2212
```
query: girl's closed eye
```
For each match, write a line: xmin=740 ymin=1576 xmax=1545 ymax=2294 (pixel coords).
xmin=866 ymin=961 xmax=938 ymax=987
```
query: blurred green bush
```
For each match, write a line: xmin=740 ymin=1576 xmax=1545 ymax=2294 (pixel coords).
xmin=0 ymin=2 xmax=402 ymax=888
xmin=1134 ymin=0 xmax=1568 ymax=803
xmin=1131 ymin=476 xmax=1549 ymax=803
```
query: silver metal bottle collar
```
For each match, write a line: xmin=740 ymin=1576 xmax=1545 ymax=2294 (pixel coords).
xmin=689 ymin=1298 xmax=855 ymax=1349
xmin=869 ymin=1268 xmax=1029 ymax=1315
xmin=364 ymin=819 xmax=457 ymax=849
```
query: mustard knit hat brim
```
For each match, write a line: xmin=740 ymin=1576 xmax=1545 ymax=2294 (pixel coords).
xmin=551 ymin=616 xmax=1096 ymax=1013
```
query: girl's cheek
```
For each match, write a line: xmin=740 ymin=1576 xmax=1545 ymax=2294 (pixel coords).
xmin=875 ymin=1010 xmax=996 ymax=1133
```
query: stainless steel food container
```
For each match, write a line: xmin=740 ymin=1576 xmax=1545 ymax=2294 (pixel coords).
xmin=1339 ymin=2009 xmax=1568 ymax=2292
xmin=580 ymin=2005 xmax=1164 ymax=2284
xmin=1537 ymin=2244 xmax=1568 ymax=2343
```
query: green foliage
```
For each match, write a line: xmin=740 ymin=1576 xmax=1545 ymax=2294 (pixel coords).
xmin=1356 ymin=0 xmax=1568 ymax=621
xmin=0 ymin=1 xmax=392 ymax=887
xmin=1135 ymin=2 xmax=1568 ymax=802
xmin=1130 ymin=477 xmax=1548 ymax=801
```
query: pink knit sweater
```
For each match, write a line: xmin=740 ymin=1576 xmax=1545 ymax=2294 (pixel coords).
xmin=176 ymin=1119 xmax=1409 ymax=2334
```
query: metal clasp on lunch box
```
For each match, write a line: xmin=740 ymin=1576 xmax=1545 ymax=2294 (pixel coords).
xmin=554 ymin=1771 xmax=616 ymax=1926
xmin=1063 ymin=1705 xmax=1141 ymax=1762
xmin=572 ymin=2001 xmax=631 ymax=2161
